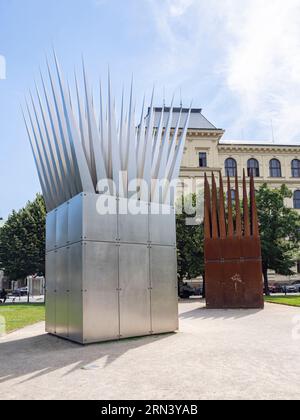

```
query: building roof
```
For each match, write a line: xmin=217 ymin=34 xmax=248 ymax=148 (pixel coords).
xmin=150 ymin=107 xmax=220 ymax=131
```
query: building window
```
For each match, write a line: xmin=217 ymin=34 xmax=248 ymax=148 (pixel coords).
xmin=294 ymin=190 xmax=300 ymax=209
xmin=292 ymin=160 xmax=300 ymax=178
xmin=225 ymin=158 xmax=237 ymax=177
xmin=269 ymin=159 xmax=282 ymax=178
xmin=199 ymin=152 xmax=207 ymax=168
xmin=247 ymin=159 xmax=260 ymax=177
xmin=227 ymin=189 xmax=236 ymax=203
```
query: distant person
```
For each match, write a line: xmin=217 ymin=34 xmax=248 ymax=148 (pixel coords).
xmin=0 ymin=288 xmax=7 ymax=304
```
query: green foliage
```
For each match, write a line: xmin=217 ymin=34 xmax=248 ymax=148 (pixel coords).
xmin=256 ymin=184 xmax=300 ymax=283
xmin=176 ymin=193 xmax=204 ymax=280
xmin=0 ymin=194 xmax=46 ymax=280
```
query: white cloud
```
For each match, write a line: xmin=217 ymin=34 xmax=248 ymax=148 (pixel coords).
xmin=218 ymin=0 xmax=300 ymax=141
xmin=146 ymin=0 xmax=300 ymax=142
xmin=168 ymin=0 xmax=195 ymax=17
xmin=144 ymin=0 xmax=212 ymax=93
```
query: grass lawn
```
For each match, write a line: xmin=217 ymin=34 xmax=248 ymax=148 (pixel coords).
xmin=265 ymin=295 xmax=300 ymax=308
xmin=0 ymin=304 xmax=45 ymax=334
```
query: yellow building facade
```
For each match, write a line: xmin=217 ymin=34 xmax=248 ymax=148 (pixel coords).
xmin=153 ymin=107 xmax=300 ymax=283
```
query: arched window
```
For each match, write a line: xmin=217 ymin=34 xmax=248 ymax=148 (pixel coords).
xmin=269 ymin=159 xmax=282 ymax=178
xmin=225 ymin=158 xmax=237 ymax=177
xmin=247 ymin=159 xmax=260 ymax=177
xmin=292 ymin=160 xmax=300 ymax=178
xmin=294 ymin=190 xmax=300 ymax=209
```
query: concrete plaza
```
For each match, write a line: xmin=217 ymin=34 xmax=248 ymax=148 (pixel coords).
xmin=0 ymin=301 xmax=300 ymax=400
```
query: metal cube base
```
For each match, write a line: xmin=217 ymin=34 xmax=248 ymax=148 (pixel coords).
xmin=205 ymin=236 xmax=264 ymax=310
xmin=45 ymin=193 xmax=178 ymax=344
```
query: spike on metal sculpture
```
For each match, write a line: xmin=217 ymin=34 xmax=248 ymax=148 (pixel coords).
xmin=204 ymin=171 xmax=264 ymax=309
xmin=24 ymin=53 xmax=191 ymax=344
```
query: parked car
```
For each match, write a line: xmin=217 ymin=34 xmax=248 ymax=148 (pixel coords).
xmin=282 ymin=285 xmax=298 ymax=294
xmin=194 ymin=287 xmax=203 ymax=297
xmin=291 ymin=283 xmax=300 ymax=292
xmin=268 ymin=285 xmax=281 ymax=294
xmin=264 ymin=284 xmax=284 ymax=294
xmin=179 ymin=283 xmax=195 ymax=299
xmin=12 ymin=287 xmax=28 ymax=297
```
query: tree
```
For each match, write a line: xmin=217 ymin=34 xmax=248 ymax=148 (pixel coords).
xmin=256 ymin=184 xmax=300 ymax=295
xmin=0 ymin=194 xmax=46 ymax=281
xmin=176 ymin=193 xmax=204 ymax=282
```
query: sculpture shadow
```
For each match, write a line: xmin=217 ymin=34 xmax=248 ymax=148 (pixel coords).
xmin=0 ymin=327 xmax=173 ymax=385
xmin=179 ymin=298 xmax=205 ymax=304
xmin=180 ymin=306 xmax=263 ymax=321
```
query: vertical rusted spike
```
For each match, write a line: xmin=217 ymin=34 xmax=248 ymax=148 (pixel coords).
xmin=235 ymin=171 xmax=242 ymax=236
xmin=227 ymin=175 xmax=234 ymax=237
xmin=218 ymin=172 xmax=226 ymax=238
xmin=243 ymin=169 xmax=251 ymax=237
xmin=250 ymin=171 xmax=259 ymax=237
xmin=204 ymin=173 xmax=212 ymax=239
xmin=211 ymin=172 xmax=219 ymax=238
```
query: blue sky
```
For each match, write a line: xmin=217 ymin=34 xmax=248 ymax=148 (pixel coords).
xmin=1 ymin=0 xmax=300 ymax=218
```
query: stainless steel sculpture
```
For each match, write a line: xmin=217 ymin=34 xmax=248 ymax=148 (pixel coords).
xmin=24 ymin=54 xmax=190 ymax=343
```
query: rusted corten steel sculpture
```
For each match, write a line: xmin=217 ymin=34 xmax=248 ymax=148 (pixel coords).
xmin=204 ymin=170 xmax=264 ymax=309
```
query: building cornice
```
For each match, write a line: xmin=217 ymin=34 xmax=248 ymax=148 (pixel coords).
xmin=218 ymin=144 xmax=300 ymax=153
xmin=179 ymin=170 xmax=300 ymax=186
xmin=186 ymin=129 xmax=225 ymax=139
xmin=180 ymin=167 xmax=221 ymax=173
